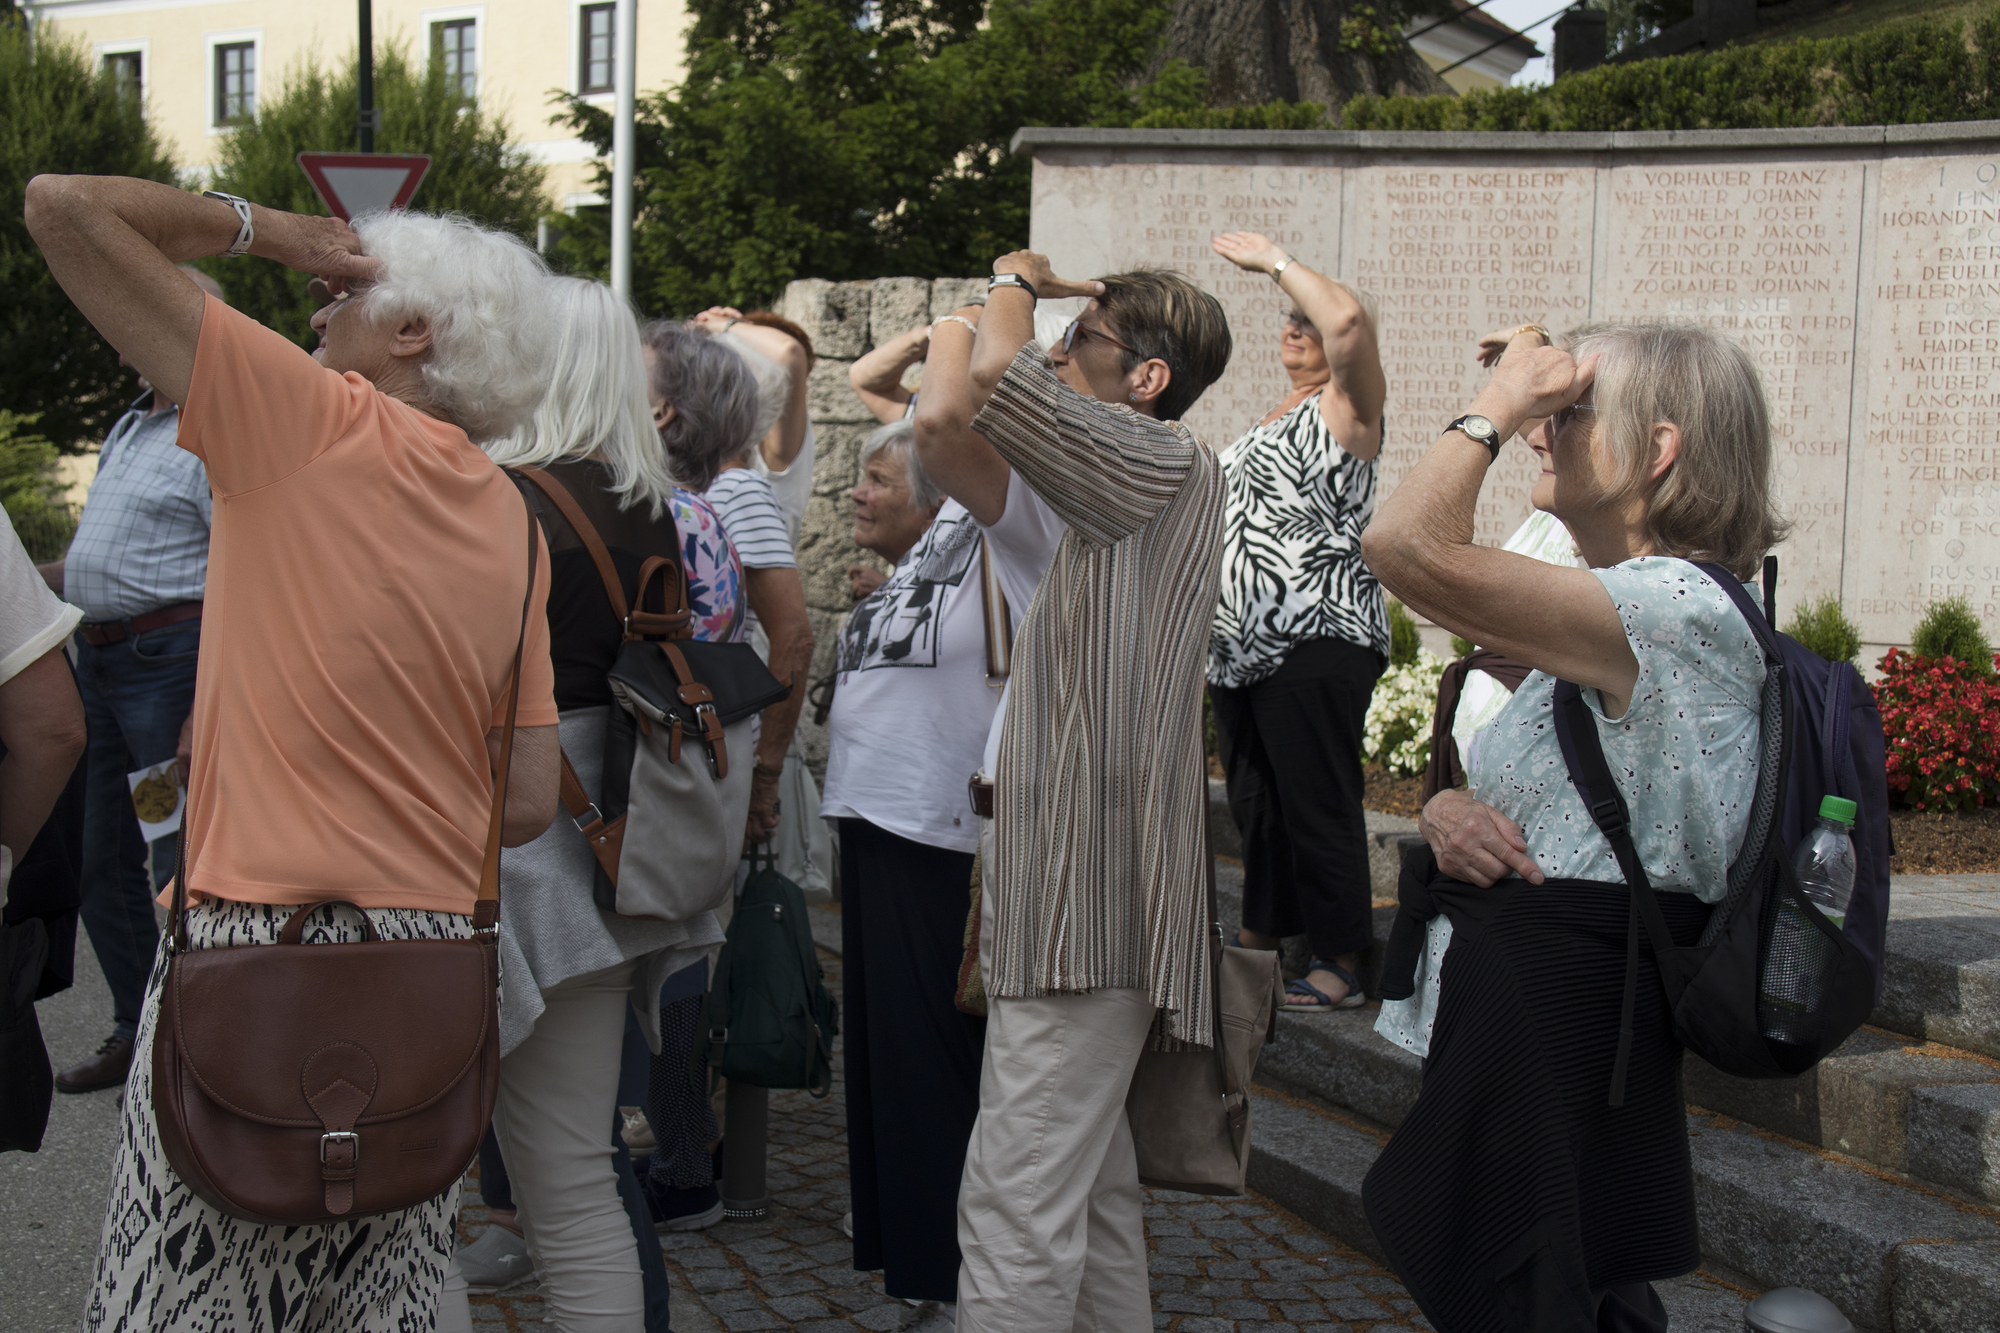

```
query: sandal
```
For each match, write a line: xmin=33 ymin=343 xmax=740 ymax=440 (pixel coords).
xmin=1283 ymin=959 xmax=1366 ymax=1012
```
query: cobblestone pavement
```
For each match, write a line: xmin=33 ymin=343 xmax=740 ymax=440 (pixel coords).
xmin=462 ymin=942 xmax=1756 ymax=1331
xmin=464 ymin=947 xmax=1452 ymax=1332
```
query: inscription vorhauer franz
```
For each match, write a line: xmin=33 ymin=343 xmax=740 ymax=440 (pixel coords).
xmin=1605 ymin=163 xmax=1865 ymax=608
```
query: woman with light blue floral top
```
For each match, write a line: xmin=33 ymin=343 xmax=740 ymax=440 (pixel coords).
xmin=1357 ymin=320 xmax=1789 ymax=1333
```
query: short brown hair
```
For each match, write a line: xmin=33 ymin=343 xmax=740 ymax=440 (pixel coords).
xmin=1094 ymin=270 xmax=1233 ymax=422
xmin=741 ymin=310 xmax=815 ymax=370
xmin=1564 ymin=320 xmax=1790 ymax=581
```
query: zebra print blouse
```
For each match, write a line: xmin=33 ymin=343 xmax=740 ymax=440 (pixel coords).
xmin=1209 ymin=395 xmax=1390 ymax=688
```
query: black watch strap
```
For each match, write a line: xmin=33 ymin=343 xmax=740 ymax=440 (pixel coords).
xmin=1446 ymin=414 xmax=1503 ymax=461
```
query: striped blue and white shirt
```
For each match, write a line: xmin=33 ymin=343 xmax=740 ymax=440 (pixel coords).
xmin=705 ymin=466 xmax=796 ymax=571
xmin=64 ymin=393 xmax=212 ymax=622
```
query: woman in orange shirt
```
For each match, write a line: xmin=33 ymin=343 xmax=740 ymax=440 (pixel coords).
xmin=26 ymin=175 xmax=562 ymax=1332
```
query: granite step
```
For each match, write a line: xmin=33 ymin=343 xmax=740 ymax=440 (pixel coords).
xmin=1684 ymin=1029 xmax=2000 ymax=1205
xmin=1245 ymin=1079 xmax=2000 ymax=1332
xmin=1871 ymin=906 xmax=2000 ymax=1062
xmin=1217 ymin=856 xmax=2000 ymax=1203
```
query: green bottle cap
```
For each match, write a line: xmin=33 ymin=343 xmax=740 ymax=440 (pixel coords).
xmin=1820 ymin=795 xmax=1858 ymax=825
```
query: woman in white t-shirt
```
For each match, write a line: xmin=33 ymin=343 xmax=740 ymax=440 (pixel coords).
xmin=821 ymin=420 xmax=996 ymax=1317
xmin=0 ymin=505 xmax=86 ymax=1120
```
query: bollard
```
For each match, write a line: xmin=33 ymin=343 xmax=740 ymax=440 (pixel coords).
xmin=719 ymin=1080 xmax=769 ymax=1221
xmin=1743 ymin=1287 xmax=1855 ymax=1333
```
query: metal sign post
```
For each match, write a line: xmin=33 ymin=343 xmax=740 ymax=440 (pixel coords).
xmin=358 ymin=0 xmax=376 ymax=152
xmin=609 ymin=0 xmax=636 ymax=299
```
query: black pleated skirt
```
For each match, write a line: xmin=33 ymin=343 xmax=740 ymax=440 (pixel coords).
xmin=1363 ymin=874 xmax=1712 ymax=1333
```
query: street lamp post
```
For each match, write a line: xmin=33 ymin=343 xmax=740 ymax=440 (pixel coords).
xmin=358 ymin=0 xmax=376 ymax=152
xmin=609 ymin=0 xmax=636 ymax=299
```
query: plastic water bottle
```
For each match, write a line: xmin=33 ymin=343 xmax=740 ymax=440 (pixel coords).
xmin=1759 ymin=795 xmax=1858 ymax=1046
xmin=1793 ymin=796 xmax=1858 ymax=929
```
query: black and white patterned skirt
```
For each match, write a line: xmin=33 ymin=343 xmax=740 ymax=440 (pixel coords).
xmin=84 ymin=900 xmax=473 ymax=1333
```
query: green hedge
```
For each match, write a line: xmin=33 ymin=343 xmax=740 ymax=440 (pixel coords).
xmin=1344 ymin=15 xmax=2000 ymax=131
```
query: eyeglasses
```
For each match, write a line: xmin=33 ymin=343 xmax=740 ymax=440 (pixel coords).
xmin=1283 ymin=310 xmax=1318 ymax=337
xmin=1062 ymin=318 xmax=1135 ymax=357
xmin=1551 ymin=401 xmax=1597 ymax=434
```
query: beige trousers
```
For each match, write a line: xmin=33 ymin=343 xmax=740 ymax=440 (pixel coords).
xmin=440 ymin=959 xmax=642 ymax=1333
xmin=955 ymin=979 xmax=1158 ymax=1333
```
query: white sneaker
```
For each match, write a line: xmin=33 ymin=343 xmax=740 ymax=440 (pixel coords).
xmin=457 ymin=1225 xmax=536 ymax=1292
xmin=620 ymin=1106 xmax=655 ymax=1155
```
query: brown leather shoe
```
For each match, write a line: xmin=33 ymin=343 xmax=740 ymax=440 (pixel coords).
xmin=56 ymin=1035 xmax=134 ymax=1094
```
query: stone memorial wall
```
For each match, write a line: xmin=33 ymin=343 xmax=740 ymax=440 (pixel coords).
xmin=1017 ymin=125 xmax=2000 ymax=654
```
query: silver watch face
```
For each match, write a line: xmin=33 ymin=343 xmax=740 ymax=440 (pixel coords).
xmin=1460 ymin=414 xmax=1497 ymax=441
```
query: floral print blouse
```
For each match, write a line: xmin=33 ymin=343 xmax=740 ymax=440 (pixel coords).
xmin=672 ymin=487 xmax=745 ymax=644
xmin=1376 ymin=558 xmax=1767 ymax=1058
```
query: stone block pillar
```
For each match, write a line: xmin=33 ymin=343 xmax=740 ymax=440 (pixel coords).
xmin=778 ymin=274 xmax=990 ymax=777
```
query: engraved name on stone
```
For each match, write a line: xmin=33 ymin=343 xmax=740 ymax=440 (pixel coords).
xmin=1351 ymin=165 xmax=1597 ymax=548
xmin=1604 ymin=162 xmax=1865 ymax=604
xmin=1030 ymin=162 xmax=1346 ymax=449
xmin=1859 ymin=154 xmax=2000 ymax=640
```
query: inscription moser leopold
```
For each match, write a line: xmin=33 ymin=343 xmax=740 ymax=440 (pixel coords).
xmin=1024 ymin=127 xmax=2000 ymax=648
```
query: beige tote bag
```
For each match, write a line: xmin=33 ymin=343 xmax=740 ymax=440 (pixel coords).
xmin=1125 ymin=833 xmax=1283 ymax=1195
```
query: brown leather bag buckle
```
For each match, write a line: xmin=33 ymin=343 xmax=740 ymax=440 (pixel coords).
xmin=319 ymin=1130 xmax=360 ymax=1167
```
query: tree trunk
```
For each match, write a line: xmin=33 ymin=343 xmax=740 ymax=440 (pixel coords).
xmin=1152 ymin=0 xmax=1454 ymax=109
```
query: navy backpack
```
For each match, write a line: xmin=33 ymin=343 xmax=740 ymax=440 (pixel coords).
xmin=1555 ymin=558 xmax=1891 ymax=1094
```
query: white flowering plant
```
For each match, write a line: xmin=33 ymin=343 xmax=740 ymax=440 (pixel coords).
xmin=1364 ymin=649 xmax=1446 ymax=778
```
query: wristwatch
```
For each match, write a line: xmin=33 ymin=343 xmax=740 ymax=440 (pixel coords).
xmin=1446 ymin=414 xmax=1504 ymax=461
xmin=202 ymin=190 xmax=255 ymax=258
xmin=987 ymin=272 xmax=1038 ymax=303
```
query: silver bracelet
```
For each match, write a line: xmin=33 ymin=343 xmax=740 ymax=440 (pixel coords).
xmin=1271 ymin=255 xmax=1294 ymax=282
xmin=202 ymin=190 xmax=254 ymax=258
xmin=935 ymin=315 xmax=979 ymax=336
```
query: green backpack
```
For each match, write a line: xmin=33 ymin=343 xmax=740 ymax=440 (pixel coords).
xmin=702 ymin=849 xmax=838 ymax=1097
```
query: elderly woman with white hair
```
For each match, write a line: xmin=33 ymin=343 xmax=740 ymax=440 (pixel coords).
xmin=24 ymin=180 xmax=562 ymax=1327
xmin=822 ymin=420 xmax=997 ymax=1322
xmin=1359 ymin=322 xmax=1789 ymax=1333
xmin=436 ymin=277 xmax=734 ymax=1332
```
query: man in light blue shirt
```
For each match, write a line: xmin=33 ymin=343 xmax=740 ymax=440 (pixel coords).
xmin=34 ymin=266 xmax=221 ymax=1094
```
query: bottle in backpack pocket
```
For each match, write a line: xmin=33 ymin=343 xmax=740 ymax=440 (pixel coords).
xmin=1794 ymin=797 xmax=1858 ymax=928
xmin=1758 ymin=797 xmax=1859 ymax=1047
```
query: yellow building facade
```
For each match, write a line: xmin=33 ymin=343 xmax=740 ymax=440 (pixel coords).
xmin=25 ymin=0 xmax=691 ymax=208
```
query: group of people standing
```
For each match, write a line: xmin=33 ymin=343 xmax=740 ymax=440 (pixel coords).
xmin=9 ymin=165 xmax=1793 ymax=1333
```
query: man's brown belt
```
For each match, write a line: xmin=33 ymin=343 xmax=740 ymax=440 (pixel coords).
xmin=968 ymin=774 xmax=995 ymax=820
xmin=80 ymin=600 xmax=203 ymax=646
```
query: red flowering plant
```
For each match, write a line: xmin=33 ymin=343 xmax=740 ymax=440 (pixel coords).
xmin=1874 ymin=649 xmax=2000 ymax=812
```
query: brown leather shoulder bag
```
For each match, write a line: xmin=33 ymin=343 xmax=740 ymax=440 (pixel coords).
xmin=150 ymin=485 xmax=537 ymax=1225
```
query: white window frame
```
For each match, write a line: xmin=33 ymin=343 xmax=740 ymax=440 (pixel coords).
xmin=421 ymin=4 xmax=486 ymax=102
xmin=568 ymin=0 xmax=617 ymax=105
xmin=93 ymin=38 xmax=149 ymax=113
xmin=203 ymin=27 xmax=262 ymax=134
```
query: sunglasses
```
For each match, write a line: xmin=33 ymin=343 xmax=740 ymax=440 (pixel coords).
xmin=1551 ymin=401 xmax=1597 ymax=434
xmin=1062 ymin=318 xmax=1135 ymax=357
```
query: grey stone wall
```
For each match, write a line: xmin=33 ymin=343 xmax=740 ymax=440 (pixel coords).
xmin=772 ymin=275 xmax=991 ymax=777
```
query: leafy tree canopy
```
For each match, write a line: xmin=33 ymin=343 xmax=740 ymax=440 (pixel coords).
xmin=199 ymin=42 xmax=547 ymax=347
xmin=549 ymin=0 xmax=1320 ymax=312
xmin=1 ymin=23 xmax=177 ymax=450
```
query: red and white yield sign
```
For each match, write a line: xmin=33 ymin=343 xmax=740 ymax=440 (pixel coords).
xmin=296 ymin=152 xmax=432 ymax=222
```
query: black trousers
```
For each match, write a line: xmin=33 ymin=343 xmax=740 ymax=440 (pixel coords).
xmin=1210 ymin=637 xmax=1384 ymax=961
xmin=837 ymin=816 xmax=985 ymax=1303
